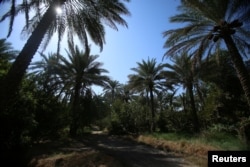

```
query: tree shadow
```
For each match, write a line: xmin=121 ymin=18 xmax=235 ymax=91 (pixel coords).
xmin=80 ymin=134 xmax=194 ymax=167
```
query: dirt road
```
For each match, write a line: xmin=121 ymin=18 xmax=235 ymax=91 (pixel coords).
xmin=80 ymin=134 xmax=198 ymax=167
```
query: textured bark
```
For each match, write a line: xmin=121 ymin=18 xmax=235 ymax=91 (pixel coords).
xmin=187 ymin=83 xmax=200 ymax=132
xmin=70 ymin=78 xmax=82 ymax=137
xmin=0 ymin=2 xmax=60 ymax=111
xmin=223 ymin=35 xmax=250 ymax=109
xmin=149 ymin=87 xmax=155 ymax=132
xmin=0 ymin=0 xmax=69 ymax=112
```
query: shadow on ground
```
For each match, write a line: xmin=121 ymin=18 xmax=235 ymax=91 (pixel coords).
xmin=80 ymin=133 xmax=197 ymax=167
xmin=5 ymin=133 xmax=198 ymax=167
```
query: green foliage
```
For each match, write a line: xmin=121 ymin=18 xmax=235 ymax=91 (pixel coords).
xmin=0 ymin=74 xmax=69 ymax=151
xmin=201 ymin=79 xmax=248 ymax=128
xmin=109 ymin=99 xmax=150 ymax=134
xmin=1 ymin=79 xmax=38 ymax=149
xmin=200 ymin=125 xmax=246 ymax=150
xmin=31 ymin=91 xmax=69 ymax=140
xmin=201 ymin=83 xmax=221 ymax=119
xmin=149 ymin=132 xmax=192 ymax=141
xmin=158 ymin=110 xmax=193 ymax=133
xmin=0 ymin=39 xmax=17 ymax=77
xmin=148 ymin=131 xmax=246 ymax=150
xmin=1 ymin=0 xmax=250 ymax=156
xmin=238 ymin=117 xmax=250 ymax=149
xmin=77 ymin=90 xmax=108 ymax=131
xmin=103 ymin=79 xmax=122 ymax=103
xmin=109 ymin=99 xmax=133 ymax=134
xmin=90 ymin=95 xmax=111 ymax=130
xmin=163 ymin=0 xmax=250 ymax=58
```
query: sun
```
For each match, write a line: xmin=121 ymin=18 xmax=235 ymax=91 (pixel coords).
xmin=55 ymin=7 xmax=62 ymax=15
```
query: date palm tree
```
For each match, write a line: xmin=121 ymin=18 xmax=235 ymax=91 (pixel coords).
xmin=163 ymin=52 xmax=214 ymax=132
xmin=163 ymin=0 xmax=250 ymax=108
xmin=128 ymin=58 xmax=165 ymax=132
xmin=30 ymin=41 xmax=109 ymax=136
xmin=56 ymin=42 xmax=109 ymax=136
xmin=103 ymin=79 xmax=122 ymax=103
xmin=0 ymin=0 xmax=130 ymax=110
xmin=163 ymin=53 xmax=200 ymax=132
xmin=29 ymin=52 xmax=63 ymax=96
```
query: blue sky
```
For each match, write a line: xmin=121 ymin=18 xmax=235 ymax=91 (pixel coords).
xmin=0 ymin=0 xmax=181 ymax=94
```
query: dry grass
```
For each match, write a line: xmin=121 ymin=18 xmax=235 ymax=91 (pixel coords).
xmin=28 ymin=150 xmax=124 ymax=167
xmin=135 ymin=135 xmax=218 ymax=158
xmin=129 ymin=135 xmax=219 ymax=167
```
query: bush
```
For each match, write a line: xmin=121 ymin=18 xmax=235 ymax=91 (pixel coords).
xmin=201 ymin=124 xmax=246 ymax=150
xmin=157 ymin=110 xmax=193 ymax=133
xmin=109 ymin=99 xmax=150 ymax=134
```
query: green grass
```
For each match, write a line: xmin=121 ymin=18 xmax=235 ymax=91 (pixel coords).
xmin=146 ymin=131 xmax=247 ymax=150
xmin=199 ymin=131 xmax=246 ymax=150
xmin=150 ymin=132 xmax=193 ymax=141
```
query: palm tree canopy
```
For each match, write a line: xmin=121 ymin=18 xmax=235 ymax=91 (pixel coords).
xmin=56 ymin=42 xmax=109 ymax=93
xmin=30 ymin=42 xmax=109 ymax=98
xmin=0 ymin=0 xmax=130 ymax=107
xmin=29 ymin=52 xmax=64 ymax=94
xmin=0 ymin=38 xmax=18 ymax=61
xmin=128 ymin=58 xmax=165 ymax=93
xmin=0 ymin=0 xmax=131 ymax=52
xmin=163 ymin=53 xmax=193 ymax=89
xmin=103 ymin=79 xmax=122 ymax=97
xmin=163 ymin=0 xmax=250 ymax=59
xmin=0 ymin=38 xmax=18 ymax=76
xmin=30 ymin=52 xmax=60 ymax=75
xmin=163 ymin=52 xmax=215 ymax=90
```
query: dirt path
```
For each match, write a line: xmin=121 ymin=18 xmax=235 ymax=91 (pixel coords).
xmin=80 ymin=134 xmax=198 ymax=167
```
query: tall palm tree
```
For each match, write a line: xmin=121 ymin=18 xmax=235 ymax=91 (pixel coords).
xmin=128 ymin=58 xmax=165 ymax=132
xmin=163 ymin=53 xmax=204 ymax=132
xmin=0 ymin=39 xmax=18 ymax=75
xmin=163 ymin=0 xmax=250 ymax=108
xmin=0 ymin=0 xmax=130 ymax=110
xmin=56 ymin=42 xmax=109 ymax=136
xmin=103 ymin=79 xmax=122 ymax=103
xmin=119 ymin=84 xmax=132 ymax=103
xmin=29 ymin=52 xmax=63 ymax=96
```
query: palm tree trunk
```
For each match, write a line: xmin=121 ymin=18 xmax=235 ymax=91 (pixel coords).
xmin=70 ymin=79 xmax=81 ymax=137
xmin=223 ymin=35 xmax=250 ymax=109
xmin=0 ymin=1 xmax=65 ymax=111
xmin=194 ymin=83 xmax=204 ymax=107
xmin=111 ymin=89 xmax=114 ymax=103
xmin=169 ymin=90 xmax=176 ymax=112
xmin=180 ymin=93 xmax=187 ymax=113
xmin=187 ymin=83 xmax=200 ymax=132
xmin=149 ymin=87 xmax=155 ymax=132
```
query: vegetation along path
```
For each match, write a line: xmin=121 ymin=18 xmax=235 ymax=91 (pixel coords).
xmin=80 ymin=133 xmax=197 ymax=167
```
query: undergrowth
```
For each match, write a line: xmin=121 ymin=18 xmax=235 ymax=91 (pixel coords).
xmin=147 ymin=131 xmax=246 ymax=150
xmin=134 ymin=131 xmax=246 ymax=167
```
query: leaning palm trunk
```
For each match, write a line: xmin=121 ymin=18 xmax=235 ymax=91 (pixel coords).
xmin=224 ymin=35 xmax=250 ymax=148
xmin=223 ymin=35 xmax=250 ymax=109
xmin=0 ymin=1 xmax=65 ymax=110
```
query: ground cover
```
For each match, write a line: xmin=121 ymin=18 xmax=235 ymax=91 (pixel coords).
xmin=130 ymin=132 xmax=246 ymax=167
